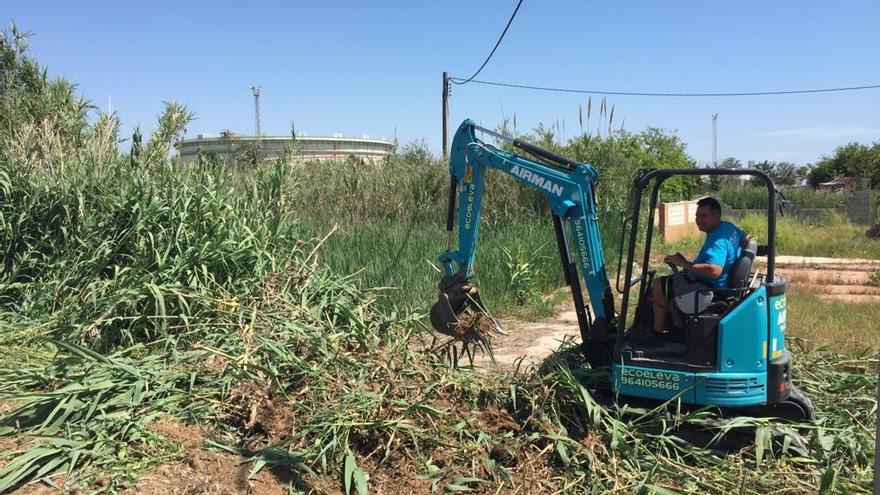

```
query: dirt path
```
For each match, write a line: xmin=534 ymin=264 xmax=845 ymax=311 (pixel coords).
xmin=767 ymin=255 xmax=880 ymax=304
xmin=472 ymin=255 xmax=879 ymax=372
xmin=473 ymin=307 xmax=582 ymax=371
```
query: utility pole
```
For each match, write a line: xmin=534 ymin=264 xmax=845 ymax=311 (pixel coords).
xmin=874 ymin=369 xmax=880 ymax=494
xmin=442 ymin=71 xmax=454 ymax=252
xmin=442 ymin=71 xmax=449 ymax=156
xmin=712 ymin=113 xmax=718 ymax=167
xmin=250 ymin=86 xmax=262 ymax=138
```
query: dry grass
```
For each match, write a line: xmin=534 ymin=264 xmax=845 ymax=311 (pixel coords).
xmin=787 ymin=286 xmax=880 ymax=353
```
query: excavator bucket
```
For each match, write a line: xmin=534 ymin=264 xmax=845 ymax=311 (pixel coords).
xmin=429 ymin=273 xmax=502 ymax=339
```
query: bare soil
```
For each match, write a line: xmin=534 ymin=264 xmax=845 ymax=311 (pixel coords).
xmin=226 ymin=380 xmax=297 ymax=444
xmin=126 ymin=420 xmax=294 ymax=495
xmin=777 ymin=268 xmax=870 ymax=286
xmin=473 ymin=301 xmax=582 ymax=372
xmin=800 ymin=284 xmax=880 ymax=295
xmin=0 ymin=405 xmax=303 ymax=495
xmin=770 ymin=256 xmax=880 ymax=303
xmin=0 ymin=400 xmax=22 ymax=469
xmin=0 ymin=400 xmax=67 ymax=494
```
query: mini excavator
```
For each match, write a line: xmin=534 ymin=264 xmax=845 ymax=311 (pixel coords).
xmin=430 ymin=119 xmax=815 ymax=420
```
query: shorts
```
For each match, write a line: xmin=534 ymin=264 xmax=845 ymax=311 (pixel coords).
xmin=658 ymin=273 xmax=712 ymax=314
xmin=657 ymin=273 xmax=711 ymax=300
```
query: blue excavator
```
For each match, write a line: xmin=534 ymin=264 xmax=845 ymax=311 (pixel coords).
xmin=430 ymin=119 xmax=815 ymax=421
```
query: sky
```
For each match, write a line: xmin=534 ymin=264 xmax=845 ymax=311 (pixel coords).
xmin=5 ymin=0 xmax=880 ymax=166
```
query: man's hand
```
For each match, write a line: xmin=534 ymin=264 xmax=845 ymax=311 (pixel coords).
xmin=663 ymin=252 xmax=691 ymax=269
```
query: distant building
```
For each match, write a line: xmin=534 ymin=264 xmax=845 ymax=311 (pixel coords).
xmin=816 ymin=176 xmax=858 ymax=193
xmin=177 ymin=132 xmax=394 ymax=164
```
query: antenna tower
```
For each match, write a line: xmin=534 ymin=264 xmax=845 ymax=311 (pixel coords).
xmin=250 ymin=86 xmax=262 ymax=137
xmin=712 ymin=113 xmax=718 ymax=167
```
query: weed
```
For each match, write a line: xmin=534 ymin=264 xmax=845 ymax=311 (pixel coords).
xmin=502 ymin=243 xmax=545 ymax=305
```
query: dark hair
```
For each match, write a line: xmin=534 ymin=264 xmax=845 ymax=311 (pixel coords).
xmin=697 ymin=197 xmax=722 ymax=215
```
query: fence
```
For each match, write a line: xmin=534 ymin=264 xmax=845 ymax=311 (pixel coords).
xmin=657 ymin=199 xmax=701 ymax=242
xmin=657 ymin=182 xmax=874 ymax=242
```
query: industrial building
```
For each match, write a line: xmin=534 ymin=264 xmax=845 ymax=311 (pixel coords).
xmin=177 ymin=133 xmax=394 ymax=164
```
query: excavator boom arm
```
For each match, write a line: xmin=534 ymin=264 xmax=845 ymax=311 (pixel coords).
xmin=432 ymin=120 xmax=615 ymax=354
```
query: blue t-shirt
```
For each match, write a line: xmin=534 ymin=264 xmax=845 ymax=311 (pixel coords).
xmin=691 ymin=221 xmax=745 ymax=288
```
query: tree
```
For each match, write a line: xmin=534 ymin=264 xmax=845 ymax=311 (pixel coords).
xmin=750 ymin=160 xmax=775 ymax=186
xmin=719 ymin=157 xmax=742 ymax=169
xmin=796 ymin=163 xmax=812 ymax=183
xmin=711 ymin=156 xmax=745 ymax=190
xmin=774 ymin=161 xmax=798 ymax=186
xmin=807 ymin=158 xmax=836 ymax=187
xmin=808 ymin=142 xmax=880 ymax=188
xmin=1 ymin=23 xmax=93 ymax=169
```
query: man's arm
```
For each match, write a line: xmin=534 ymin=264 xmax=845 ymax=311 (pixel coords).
xmin=664 ymin=253 xmax=722 ymax=279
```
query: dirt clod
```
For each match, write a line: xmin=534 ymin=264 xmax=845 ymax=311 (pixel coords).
xmin=201 ymin=354 xmax=228 ymax=375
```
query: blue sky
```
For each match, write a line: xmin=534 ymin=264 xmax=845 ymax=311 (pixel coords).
xmin=5 ymin=0 xmax=879 ymax=165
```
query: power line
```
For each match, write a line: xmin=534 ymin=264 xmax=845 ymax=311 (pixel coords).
xmin=447 ymin=78 xmax=880 ymax=97
xmin=451 ymin=0 xmax=524 ymax=86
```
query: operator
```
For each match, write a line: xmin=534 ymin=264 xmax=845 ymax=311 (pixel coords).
xmin=650 ymin=197 xmax=745 ymax=333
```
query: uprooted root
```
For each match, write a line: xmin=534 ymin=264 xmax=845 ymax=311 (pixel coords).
xmin=432 ymin=312 xmax=501 ymax=367
xmin=443 ymin=311 xmax=498 ymax=343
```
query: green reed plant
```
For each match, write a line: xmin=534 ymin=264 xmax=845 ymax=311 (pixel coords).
xmin=719 ymin=186 xmax=849 ymax=210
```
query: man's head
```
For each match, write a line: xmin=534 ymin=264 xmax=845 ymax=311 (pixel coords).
xmin=695 ymin=197 xmax=722 ymax=233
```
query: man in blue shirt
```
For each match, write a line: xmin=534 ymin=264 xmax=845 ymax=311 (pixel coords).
xmin=650 ymin=197 xmax=745 ymax=333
